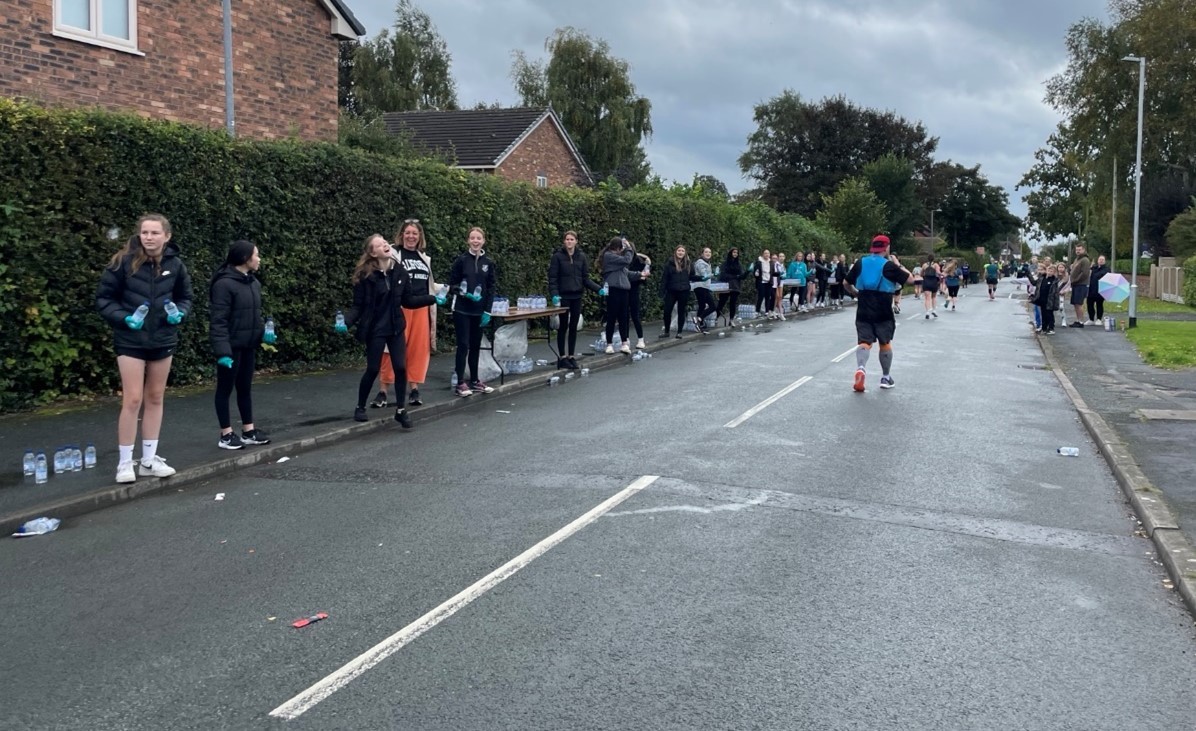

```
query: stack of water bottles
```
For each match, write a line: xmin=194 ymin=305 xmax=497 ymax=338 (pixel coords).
xmin=491 ymin=297 xmax=510 ymax=315
xmin=516 ymin=295 xmax=549 ymax=311
xmin=501 ymin=357 xmax=534 ymax=374
xmin=22 ymin=443 xmax=96 ymax=485
xmin=737 ymin=304 xmax=756 ymax=320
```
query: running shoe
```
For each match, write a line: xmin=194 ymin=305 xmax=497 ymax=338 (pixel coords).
xmin=470 ymin=380 xmax=495 ymax=394
xmin=394 ymin=408 xmax=412 ymax=429
xmin=219 ymin=432 xmax=244 ymax=450
xmin=408 ymin=388 xmax=422 ymax=405
xmin=354 ymin=406 xmax=368 ymax=421
xmin=636 ymin=338 xmax=646 ymax=350
xmin=879 ymin=375 xmax=895 ymax=389
xmin=853 ymin=368 xmax=866 ymax=392
xmin=1069 ymin=322 xmax=1084 ymax=328
xmin=606 ymin=344 xmax=616 ymax=353
xmin=369 ymin=391 xmax=387 ymax=408
xmin=931 ymin=311 xmax=938 ymax=318
xmin=620 ymin=342 xmax=631 ymax=354
xmin=951 ymin=304 xmax=956 ymax=311
xmin=116 ymin=460 xmax=136 ymax=484
xmin=241 ymin=429 xmax=271 ymax=445
xmin=455 ymin=382 xmax=473 ymax=397
xmin=925 ymin=313 xmax=930 ymax=320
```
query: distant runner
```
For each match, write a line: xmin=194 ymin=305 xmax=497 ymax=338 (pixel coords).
xmin=844 ymin=235 xmax=911 ymax=392
xmin=985 ymin=260 xmax=999 ymax=300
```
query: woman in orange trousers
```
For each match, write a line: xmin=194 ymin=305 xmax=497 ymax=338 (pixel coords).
xmin=371 ymin=219 xmax=437 ymax=407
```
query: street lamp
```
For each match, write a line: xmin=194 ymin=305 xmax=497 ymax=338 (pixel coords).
xmin=930 ymin=207 xmax=941 ymax=242
xmin=1122 ymin=55 xmax=1145 ymax=328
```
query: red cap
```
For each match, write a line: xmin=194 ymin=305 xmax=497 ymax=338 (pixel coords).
xmin=870 ymin=235 xmax=890 ymax=252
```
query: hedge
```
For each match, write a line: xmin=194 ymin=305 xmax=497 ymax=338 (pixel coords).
xmin=0 ymin=100 xmax=844 ymax=411
xmin=1184 ymin=257 xmax=1196 ymax=306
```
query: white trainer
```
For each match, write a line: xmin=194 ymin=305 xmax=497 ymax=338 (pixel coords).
xmin=620 ymin=342 xmax=631 ymax=354
xmin=116 ymin=460 xmax=136 ymax=484
xmin=139 ymin=455 xmax=176 ymax=478
xmin=635 ymin=338 xmax=646 ymax=350
xmin=604 ymin=344 xmax=614 ymax=354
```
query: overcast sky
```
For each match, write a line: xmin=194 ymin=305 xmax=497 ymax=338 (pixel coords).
xmin=348 ymin=0 xmax=1109 ymax=222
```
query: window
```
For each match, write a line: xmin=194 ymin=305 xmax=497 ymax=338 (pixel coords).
xmin=536 ymin=175 xmax=548 ymax=188
xmin=54 ymin=0 xmax=141 ymax=54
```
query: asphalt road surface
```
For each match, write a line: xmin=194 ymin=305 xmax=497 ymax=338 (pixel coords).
xmin=4 ymin=289 xmax=1195 ymax=730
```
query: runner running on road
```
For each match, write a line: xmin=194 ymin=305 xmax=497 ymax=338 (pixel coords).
xmin=985 ymin=260 xmax=1000 ymax=300
xmin=920 ymin=255 xmax=941 ymax=319
xmin=844 ymin=235 xmax=911 ymax=392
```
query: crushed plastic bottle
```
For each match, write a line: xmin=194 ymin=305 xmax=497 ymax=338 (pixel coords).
xmin=580 ymin=368 xmax=590 ymax=377
xmin=1057 ymin=447 xmax=1080 ymax=457
xmin=13 ymin=517 xmax=60 ymax=536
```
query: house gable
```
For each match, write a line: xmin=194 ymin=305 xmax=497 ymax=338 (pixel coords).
xmin=495 ymin=114 xmax=592 ymax=188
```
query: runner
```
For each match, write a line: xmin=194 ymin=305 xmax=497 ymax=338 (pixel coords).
xmin=912 ymin=262 xmax=923 ymax=297
xmin=944 ymin=259 xmax=961 ymax=311
xmin=844 ymin=235 xmax=911 ymax=392
xmin=984 ymin=259 xmax=1000 ymax=300
xmin=920 ymin=254 xmax=941 ymax=319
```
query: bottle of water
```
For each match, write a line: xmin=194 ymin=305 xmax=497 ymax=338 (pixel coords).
xmin=436 ymin=284 xmax=449 ymax=300
xmin=129 ymin=301 xmax=150 ymax=327
xmin=335 ymin=310 xmax=346 ymax=328
xmin=1057 ymin=447 xmax=1080 ymax=457
xmin=473 ymin=285 xmax=483 ymax=300
xmin=35 ymin=452 xmax=48 ymax=484
xmin=84 ymin=442 xmax=96 ymax=469
xmin=459 ymin=281 xmax=468 ymax=295
xmin=53 ymin=448 xmax=63 ymax=475
xmin=23 ymin=449 xmax=36 ymax=476
xmin=264 ymin=317 xmax=275 ymax=339
xmin=164 ymin=299 xmax=180 ymax=321
xmin=450 ymin=372 xmax=458 ymax=387
xmin=72 ymin=446 xmax=83 ymax=472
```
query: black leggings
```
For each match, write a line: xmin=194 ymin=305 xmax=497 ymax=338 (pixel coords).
xmin=605 ymin=287 xmax=631 ymax=342
xmin=1041 ymin=307 xmax=1056 ymax=332
xmin=557 ymin=296 xmax=583 ymax=355
xmin=662 ymin=290 xmax=690 ymax=333
xmin=1087 ymin=294 xmax=1105 ymax=322
xmin=716 ymin=291 xmax=740 ymax=319
xmin=830 ymin=283 xmax=844 ymax=301
xmin=215 ymin=347 xmax=255 ymax=429
xmin=695 ymin=288 xmax=716 ymax=323
xmin=816 ymin=279 xmax=827 ymax=304
xmin=453 ymin=311 xmax=483 ymax=383
xmin=361 ymin=333 xmax=407 ymax=409
xmin=628 ymin=283 xmax=644 ymax=339
xmin=755 ymin=281 xmax=772 ymax=313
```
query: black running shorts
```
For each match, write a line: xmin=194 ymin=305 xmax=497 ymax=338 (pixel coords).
xmin=856 ymin=319 xmax=896 ymax=345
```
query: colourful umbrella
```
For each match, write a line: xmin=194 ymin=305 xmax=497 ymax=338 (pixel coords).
xmin=1098 ymin=272 xmax=1131 ymax=303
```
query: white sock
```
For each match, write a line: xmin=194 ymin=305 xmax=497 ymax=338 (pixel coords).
xmin=119 ymin=445 xmax=134 ymax=464
xmin=141 ymin=439 xmax=158 ymax=465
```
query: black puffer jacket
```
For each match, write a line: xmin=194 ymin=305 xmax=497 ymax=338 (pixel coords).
xmin=95 ymin=241 xmax=194 ymax=351
xmin=345 ymin=265 xmax=436 ymax=342
xmin=209 ymin=266 xmax=263 ymax=358
xmin=548 ymin=247 xmax=602 ymax=299
xmin=660 ymin=260 xmax=697 ymax=295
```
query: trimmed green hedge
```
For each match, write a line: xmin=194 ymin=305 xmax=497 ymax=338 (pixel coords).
xmin=0 ymin=100 xmax=842 ymax=411
xmin=1183 ymin=257 xmax=1196 ymax=306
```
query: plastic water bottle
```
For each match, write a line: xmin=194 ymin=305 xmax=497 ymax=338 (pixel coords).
xmin=72 ymin=446 xmax=83 ymax=472
xmin=23 ymin=449 xmax=36 ymax=476
xmin=130 ymin=301 xmax=150 ymax=327
xmin=84 ymin=442 xmax=96 ymax=469
xmin=52 ymin=448 xmax=63 ymax=475
xmin=264 ymin=317 xmax=275 ymax=339
xmin=34 ymin=452 xmax=48 ymax=484
xmin=580 ymin=368 xmax=590 ymax=377
xmin=1057 ymin=447 xmax=1080 ymax=457
xmin=473 ymin=285 xmax=483 ymax=300
xmin=335 ymin=310 xmax=346 ymax=328
xmin=436 ymin=284 xmax=449 ymax=300
xmin=450 ymin=372 xmax=458 ymax=387
xmin=164 ymin=299 xmax=180 ymax=321
xmin=459 ymin=281 xmax=468 ymax=295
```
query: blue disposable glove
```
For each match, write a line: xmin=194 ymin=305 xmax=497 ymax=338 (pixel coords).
xmin=552 ymin=295 xmax=561 ymax=306
xmin=334 ymin=323 xmax=348 ymax=334
xmin=263 ymin=332 xmax=277 ymax=345
xmin=599 ymin=286 xmax=608 ymax=297
xmin=124 ymin=315 xmax=143 ymax=330
xmin=217 ymin=356 xmax=234 ymax=369
xmin=167 ymin=311 xmax=184 ymax=325
xmin=467 ymin=292 xmax=483 ymax=303
xmin=435 ymin=294 xmax=447 ymax=306
xmin=481 ymin=312 xmax=491 ymax=327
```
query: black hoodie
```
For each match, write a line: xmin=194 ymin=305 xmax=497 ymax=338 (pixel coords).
xmin=345 ymin=264 xmax=436 ymax=342
xmin=209 ymin=266 xmax=263 ymax=358
xmin=548 ymin=247 xmax=602 ymax=299
xmin=96 ymin=240 xmax=194 ymax=351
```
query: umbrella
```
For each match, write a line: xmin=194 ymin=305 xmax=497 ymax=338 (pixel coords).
xmin=1098 ymin=272 xmax=1131 ymax=303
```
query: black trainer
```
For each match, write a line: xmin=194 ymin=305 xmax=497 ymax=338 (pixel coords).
xmin=241 ymin=429 xmax=271 ymax=445
xmin=354 ymin=407 xmax=367 ymax=422
xmin=394 ymin=408 xmax=412 ymax=429
xmin=408 ymin=388 xmax=422 ymax=405
xmin=566 ymin=357 xmax=580 ymax=369
xmin=218 ymin=432 xmax=244 ymax=450
xmin=369 ymin=391 xmax=387 ymax=408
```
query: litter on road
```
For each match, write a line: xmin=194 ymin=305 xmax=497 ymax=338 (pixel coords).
xmin=292 ymin=612 xmax=329 ymax=629
xmin=214 ymin=493 xmax=225 ymax=501
xmin=12 ymin=517 xmax=61 ymax=537
xmin=276 ymin=457 xmax=291 ymax=463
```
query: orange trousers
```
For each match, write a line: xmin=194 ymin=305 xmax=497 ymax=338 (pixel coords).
xmin=381 ymin=307 xmax=431 ymax=387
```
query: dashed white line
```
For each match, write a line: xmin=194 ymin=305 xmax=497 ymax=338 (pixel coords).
xmin=724 ymin=376 xmax=813 ymax=428
xmin=268 ymin=474 xmax=661 ymax=721
xmin=831 ymin=346 xmax=859 ymax=363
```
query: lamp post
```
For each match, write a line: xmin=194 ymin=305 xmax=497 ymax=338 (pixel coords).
xmin=1122 ymin=55 xmax=1145 ymax=328
xmin=930 ymin=207 xmax=941 ymax=243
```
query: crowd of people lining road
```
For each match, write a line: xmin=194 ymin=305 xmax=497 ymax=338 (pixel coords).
xmin=96 ymin=213 xmax=1056 ymax=485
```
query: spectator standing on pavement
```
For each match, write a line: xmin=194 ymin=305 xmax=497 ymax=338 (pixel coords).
xmin=750 ymin=249 xmax=773 ymax=317
xmin=844 ymin=235 xmax=911 ymax=391
xmin=1086 ymin=254 xmax=1109 ymax=325
xmin=786 ymin=250 xmax=807 ymax=311
xmin=692 ymin=246 xmax=717 ymax=333
xmin=920 ymin=254 xmax=941 ymax=319
xmin=1056 ymin=262 xmax=1072 ymax=327
xmin=96 ymin=213 xmax=192 ymax=485
xmin=626 ymin=239 xmax=651 ymax=349
xmin=772 ymin=252 xmax=787 ymax=317
xmin=814 ymin=252 xmax=831 ymax=307
xmin=548 ymin=230 xmax=604 ymax=369
xmin=944 ymin=259 xmax=961 ymax=311
xmin=601 ymin=237 xmax=640 ymax=353
xmin=984 ymin=260 xmax=1000 ymax=300
xmin=714 ymin=247 xmax=745 ymax=324
xmin=372 ymin=219 xmax=438 ymax=409
xmin=446 ymin=227 xmax=497 ymax=396
xmin=828 ymin=254 xmax=846 ymax=308
xmin=341 ymin=234 xmax=438 ymax=423
xmin=1033 ymin=261 xmax=1060 ymax=334
xmin=209 ymin=240 xmax=271 ymax=450
xmin=660 ymin=245 xmax=696 ymax=338
xmin=1068 ymin=244 xmax=1092 ymax=327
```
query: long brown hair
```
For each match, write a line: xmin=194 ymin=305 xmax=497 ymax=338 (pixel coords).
xmin=107 ymin=213 xmax=171 ymax=275
xmin=671 ymin=246 xmax=691 ymax=271
xmin=352 ymin=234 xmax=387 ymax=284
xmin=394 ymin=220 xmax=426 ymax=253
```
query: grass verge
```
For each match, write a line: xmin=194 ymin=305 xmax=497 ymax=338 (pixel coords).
xmin=1126 ymin=320 xmax=1196 ymax=369
xmin=1104 ymin=297 xmax=1195 ymax=315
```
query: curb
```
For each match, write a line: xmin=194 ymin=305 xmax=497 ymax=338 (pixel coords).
xmin=1037 ymin=332 xmax=1196 ymax=616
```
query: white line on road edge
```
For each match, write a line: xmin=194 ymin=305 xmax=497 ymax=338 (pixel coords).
xmin=724 ymin=377 xmax=813 ymax=428
xmin=268 ymin=474 xmax=661 ymax=721
xmin=906 ymin=313 xmax=924 ymax=321
xmin=831 ymin=346 xmax=858 ymax=363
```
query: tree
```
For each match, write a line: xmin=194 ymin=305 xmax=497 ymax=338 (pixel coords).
xmin=861 ymin=155 xmax=921 ymax=241
xmin=349 ymin=0 xmax=458 ymax=117
xmin=815 ymin=177 xmax=888 ymax=251
xmin=1165 ymin=198 xmax=1196 ymax=262
xmin=511 ymin=27 xmax=653 ymax=187
xmin=738 ymin=91 xmax=939 ymax=217
xmin=1018 ymin=122 xmax=1099 ymax=241
xmin=338 ymin=40 xmax=360 ymax=116
xmin=938 ymin=166 xmax=1021 ymax=247
xmin=691 ymin=174 xmax=730 ymax=200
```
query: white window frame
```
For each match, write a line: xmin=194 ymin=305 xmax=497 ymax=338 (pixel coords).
xmin=536 ymin=175 xmax=548 ymax=188
xmin=53 ymin=0 xmax=143 ymax=56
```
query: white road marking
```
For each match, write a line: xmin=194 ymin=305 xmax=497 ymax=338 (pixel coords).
xmin=906 ymin=313 xmax=924 ymax=321
xmin=724 ymin=376 xmax=813 ymax=428
xmin=831 ymin=346 xmax=859 ymax=363
xmin=609 ymin=494 xmax=768 ymax=517
xmin=268 ymin=474 xmax=661 ymax=721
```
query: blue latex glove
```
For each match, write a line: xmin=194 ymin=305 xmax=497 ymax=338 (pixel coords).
xmin=263 ymin=332 xmax=277 ymax=345
xmin=124 ymin=315 xmax=143 ymax=331
xmin=217 ymin=356 xmax=234 ymax=369
xmin=435 ymin=295 xmax=447 ymax=306
xmin=467 ymin=292 xmax=483 ymax=303
xmin=552 ymin=295 xmax=561 ymax=306
xmin=167 ymin=311 xmax=184 ymax=325
xmin=334 ymin=323 xmax=348 ymax=334
xmin=481 ymin=312 xmax=491 ymax=327
xmin=599 ymin=286 xmax=608 ymax=297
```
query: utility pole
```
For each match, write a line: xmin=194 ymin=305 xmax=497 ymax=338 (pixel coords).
xmin=223 ymin=0 xmax=236 ymax=136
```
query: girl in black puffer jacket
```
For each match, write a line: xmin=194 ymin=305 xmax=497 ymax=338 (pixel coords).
xmin=209 ymin=240 xmax=271 ymax=450
xmin=95 ymin=213 xmax=193 ymax=485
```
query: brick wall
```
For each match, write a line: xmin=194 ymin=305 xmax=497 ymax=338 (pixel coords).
xmin=0 ymin=0 xmax=339 ymax=141
xmin=495 ymin=117 xmax=589 ymax=187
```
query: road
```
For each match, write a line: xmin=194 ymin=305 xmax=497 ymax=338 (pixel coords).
xmin=4 ymin=289 xmax=1195 ymax=730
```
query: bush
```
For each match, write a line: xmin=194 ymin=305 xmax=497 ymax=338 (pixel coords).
xmin=1184 ymin=257 xmax=1196 ymax=306
xmin=0 ymin=100 xmax=835 ymax=411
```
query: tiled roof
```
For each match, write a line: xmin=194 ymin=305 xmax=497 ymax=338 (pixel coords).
xmin=382 ymin=107 xmax=557 ymax=168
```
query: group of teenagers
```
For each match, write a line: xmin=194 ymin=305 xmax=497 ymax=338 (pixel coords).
xmin=1023 ymin=244 xmax=1110 ymax=334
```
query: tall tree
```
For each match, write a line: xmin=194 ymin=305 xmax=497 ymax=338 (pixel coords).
xmin=738 ymin=91 xmax=939 ymax=217
xmin=338 ymin=40 xmax=360 ymax=116
xmin=350 ymin=0 xmax=458 ymax=116
xmin=1018 ymin=122 xmax=1099 ymax=241
xmin=816 ymin=177 xmax=888 ymax=251
xmin=938 ymin=167 xmax=1021 ymax=248
xmin=861 ymin=155 xmax=921 ymax=241
xmin=511 ymin=27 xmax=653 ymax=187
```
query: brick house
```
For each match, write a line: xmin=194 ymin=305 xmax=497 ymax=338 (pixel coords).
xmin=383 ymin=107 xmax=594 ymax=188
xmin=0 ymin=0 xmax=365 ymax=141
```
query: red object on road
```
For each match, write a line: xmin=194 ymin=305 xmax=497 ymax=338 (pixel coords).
xmin=291 ymin=612 xmax=329 ymax=629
